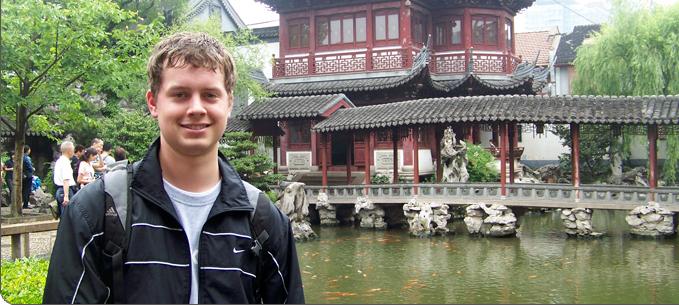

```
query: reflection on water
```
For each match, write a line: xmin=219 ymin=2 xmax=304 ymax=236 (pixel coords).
xmin=297 ymin=210 xmax=679 ymax=304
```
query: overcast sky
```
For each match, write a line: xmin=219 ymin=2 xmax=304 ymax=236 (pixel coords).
xmin=230 ymin=0 xmax=679 ymax=32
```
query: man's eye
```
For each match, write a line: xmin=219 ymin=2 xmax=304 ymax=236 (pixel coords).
xmin=174 ymin=92 xmax=187 ymax=98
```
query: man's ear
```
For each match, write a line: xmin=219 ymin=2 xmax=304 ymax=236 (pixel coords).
xmin=146 ymin=90 xmax=159 ymax=118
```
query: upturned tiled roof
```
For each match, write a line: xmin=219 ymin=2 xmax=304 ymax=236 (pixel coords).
xmin=252 ymin=26 xmax=279 ymax=42
xmin=312 ymin=95 xmax=679 ymax=132
xmin=515 ymin=30 xmax=558 ymax=66
xmin=266 ymin=47 xmax=429 ymax=96
xmin=225 ymin=117 xmax=252 ymax=132
xmin=555 ymin=24 xmax=600 ymax=66
xmin=237 ymin=94 xmax=354 ymax=120
xmin=430 ymin=61 xmax=550 ymax=93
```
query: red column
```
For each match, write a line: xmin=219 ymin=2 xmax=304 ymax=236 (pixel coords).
xmin=321 ymin=133 xmax=328 ymax=190
xmin=346 ymin=133 xmax=352 ymax=184
xmin=400 ymin=0 xmax=412 ymax=67
xmin=570 ymin=123 xmax=580 ymax=201
xmin=272 ymin=135 xmax=278 ymax=174
xmin=500 ymin=123 xmax=507 ymax=197
xmin=413 ymin=127 xmax=420 ymax=194
xmin=364 ymin=132 xmax=371 ymax=187
xmin=508 ymin=123 xmax=515 ymax=184
xmin=648 ymin=124 xmax=658 ymax=200
xmin=280 ymin=122 xmax=288 ymax=166
xmin=392 ymin=129 xmax=399 ymax=183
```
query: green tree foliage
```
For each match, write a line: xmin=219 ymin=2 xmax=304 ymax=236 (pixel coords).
xmin=465 ymin=142 xmax=499 ymax=182
xmin=567 ymin=1 xmax=679 ymax=185
xmin=1 ymin=258 xmax=49 ymax=304
xmin=1 ymin=0 xmax=161 ymax=216
xmin=220 ymin=132 xmax=283 ymax=191
xmin=98 ymin=110 xmax=159 ymax=161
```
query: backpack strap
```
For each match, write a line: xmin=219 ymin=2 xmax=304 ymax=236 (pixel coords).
xmin=102 ymin=163 xmax=135 ymax=304
xmin=240 ymin=181 xmax=273 ymax=258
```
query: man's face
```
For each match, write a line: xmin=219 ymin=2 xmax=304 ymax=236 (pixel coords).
xmin=146 ymin=64 xmax=232 ymax=158
xmin=93 ymin=142 xmax=103 ymax=154
xmin=63 ymin=148 xmax=75 ymax=159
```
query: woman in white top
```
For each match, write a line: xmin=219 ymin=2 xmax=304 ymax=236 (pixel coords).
xmin=77 ymin=148 xmax=98 ymax=188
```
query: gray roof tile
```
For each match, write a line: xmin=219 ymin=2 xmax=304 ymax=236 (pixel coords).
xmin=237 ymin=94 xmax=354 ymax=120
xmin=312 ymin=95 xmax=679 ymax=132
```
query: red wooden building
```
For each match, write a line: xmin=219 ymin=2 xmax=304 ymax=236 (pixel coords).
xmin=237 ymin=0 xmax=553 ymax=186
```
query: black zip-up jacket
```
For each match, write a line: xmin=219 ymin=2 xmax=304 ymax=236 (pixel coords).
xmin=43 ymin=140 xmax=304 ymax=303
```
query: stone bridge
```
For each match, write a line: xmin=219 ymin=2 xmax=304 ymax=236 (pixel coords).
xmin=302 ymin=183 xmax=679 ymax=212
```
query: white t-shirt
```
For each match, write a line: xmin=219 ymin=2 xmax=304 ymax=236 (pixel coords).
xmin=78 ymin=161 xmax=95 ymax=187
xmin=163 ymin=178 xmax=221 ymax=305
xmin=53 ymin=155 xmax=73 ymax=187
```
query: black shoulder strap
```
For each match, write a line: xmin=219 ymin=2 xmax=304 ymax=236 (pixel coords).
xmin=249 ymin=193 xmax=272 ymax=258
xmin=102 ymin=163 xmax=134 ymax=304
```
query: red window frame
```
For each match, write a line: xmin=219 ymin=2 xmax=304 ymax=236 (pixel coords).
xmin=374 ymin=9 xmax=399 ymax=45
xmin=411 ymin=12 xmax=428 ymax=46
xmin=472 ymin=15 xmax=499 ymax=47
xmin=316 ymin=12 xmax=367 ymax=49
xmin=433 ymin=15 xmax=463 ymax=49
xmin=287 ymin=18 xmax=309 ymax=50
xmin=505 ymin=18 xmax=513 ymax=51
xmin=288 ymin=121 xmax=311 ymax=148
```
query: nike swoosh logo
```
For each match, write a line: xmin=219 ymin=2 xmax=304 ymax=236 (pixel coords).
xmin=233 ymin=248 xmax=245 ymax=254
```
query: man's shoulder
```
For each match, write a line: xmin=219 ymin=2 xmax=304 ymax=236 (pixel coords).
xmin=66 ymin=179 xmax=107 ymax=230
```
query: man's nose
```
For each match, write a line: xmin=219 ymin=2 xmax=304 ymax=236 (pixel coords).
xmin=187 ymin=93 xmax=208 ymax=116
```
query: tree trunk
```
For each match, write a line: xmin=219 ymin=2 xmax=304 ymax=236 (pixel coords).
xmin=11 ymin=105 xmax=28 ymax=217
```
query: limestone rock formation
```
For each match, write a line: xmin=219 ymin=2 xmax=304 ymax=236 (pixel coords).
xmin=275 ymin=182 xmax=317 ymax=241
xmin=30 ymin=187 xmax=54 ymax=214
xmin=440 ymin=127 xmax=469 ymax=183
xmin=402 ymin=197 xmax=451 ymax=237
xmin=464 ymin=203 xmax=517 ymax=237
xmin=354 ymin=196 xmax=386 ymax=229
xmin=625 ymin=202 xmax=675 ymax=237
xmin=560 ymin=208 xmax=603 ymax=237
xmin=315 ymin=192 xmax=338 ymax=226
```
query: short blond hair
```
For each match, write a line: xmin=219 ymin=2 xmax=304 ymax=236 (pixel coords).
xmin=147 ymin=32 xmax=237 ymax=97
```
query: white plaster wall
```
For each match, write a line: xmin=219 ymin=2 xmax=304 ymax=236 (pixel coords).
xmin=520 ymin=124 xmax=568 ymax=163
xmin=261 ymin=41 xmax=280 ymax=80
xmin=554 ymin=67 xmax=571 ymax=95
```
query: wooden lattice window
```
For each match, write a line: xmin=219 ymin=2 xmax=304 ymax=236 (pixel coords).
xmin=316 ymin=13 xmax=366 ymax=47
xmin=288 ymin=18 xmax=309 ymax=50
xmin=472 ymin=15 xmax=498 ymax=46
xmin=374 ymin=10 xmax=399 ymax=42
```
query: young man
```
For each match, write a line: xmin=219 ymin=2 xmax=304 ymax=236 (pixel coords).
xmin=53 ymin=141 xmax=75 ymax=216
xmin=71 ymin=144 xmax=85 ymax=191
xmin=21 ymin=145 xmax=34 ymax=209
xmin=43 ymin=32 xmax=304 ymax=304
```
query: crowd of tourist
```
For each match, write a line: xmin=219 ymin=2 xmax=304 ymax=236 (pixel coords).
xmin=1 ymin=138 xmax=128 ymax=211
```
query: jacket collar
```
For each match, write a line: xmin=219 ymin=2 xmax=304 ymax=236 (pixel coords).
xmin=131 ymin=138 xmax=253 ymax=222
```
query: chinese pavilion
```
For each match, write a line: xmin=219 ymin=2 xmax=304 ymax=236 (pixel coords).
xmin=232 ymin=0 xmax=677 ymax=198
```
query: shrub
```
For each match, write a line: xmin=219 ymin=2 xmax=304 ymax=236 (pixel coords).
xmin=371 ymin=173 xmax=391 ymax=184
xmin=220 ymin=132 xmax=284 ymax=191
xmin=1 ymin=258 xmax=49 ymax=304
xmin=465 ymin=142 xmax=499 ymax=182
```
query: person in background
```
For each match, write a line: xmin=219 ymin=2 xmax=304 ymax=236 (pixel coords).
xmin=90 ymin=138 xmax=106 ymax=179
xmin=22 ymin=145 xmax=35 ymax=209
xmin=54 ymin=141 xmax=75 ymax=217
xmin=114 ymin=146 xmax=127 ymax=161
xmin=71 ymin=144 xmax=85 ymax=191
xmin=2 ymin=153 xmax=13 ymax=205
xmin=77 ymin=148 xmax=97 ymax=189
xmin=101 ymin=142 xmax=116 ymax=166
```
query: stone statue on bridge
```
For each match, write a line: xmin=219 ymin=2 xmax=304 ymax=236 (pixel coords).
xmin=440 ymin=127 xmax=469 ymax=183
xmin=275 ymin=182 xmax=317 ymax=241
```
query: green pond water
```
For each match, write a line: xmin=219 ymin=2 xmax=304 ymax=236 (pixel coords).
xmin=296 ymin=210 xmax=679 ymax=304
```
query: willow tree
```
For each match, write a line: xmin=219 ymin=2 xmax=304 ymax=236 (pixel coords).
xmin=1 ymin=0 xmax=161 ymax=216
xmin=571 ymin=1 xmax=679 ymax=184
